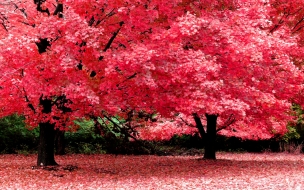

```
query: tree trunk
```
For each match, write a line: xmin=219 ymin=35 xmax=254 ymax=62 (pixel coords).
xmin=37 ymin=122 xmax=58 ymax=166
xmin=55 ymin=129 xmax=65 ymax=155
xmin=193 ymin=113 xmax=218 ymax=160
xmin=204 ymin=114 xmax=218 ymax=160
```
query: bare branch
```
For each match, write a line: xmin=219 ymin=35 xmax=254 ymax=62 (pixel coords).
xmin=95 ymin=8 xmax=116 ymax=27
xmin=103 ymin=114 xmax=139 ymax=141
xmin=103 ymin=21 xmax=124 ymax=52
xmin=179 ymin=116 xmax=195 ymax=128
xmin=22 ymin=88 xmax=36 ymax=113
xmin=1 ymin=22 xmax=8 ymax=31
xmin=216 ymin=114 xmax=235 ymax=132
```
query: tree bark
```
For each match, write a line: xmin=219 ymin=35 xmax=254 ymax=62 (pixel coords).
xmin=55 ymin=129 xmax=65 ymax=155
xmin=37 ymin=122 xmax=58 ymax=166
xmin=204 ymin=114 xmax=218 ymax=160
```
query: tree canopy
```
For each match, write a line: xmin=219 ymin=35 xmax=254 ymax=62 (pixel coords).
xmin=0 ymin=0 xmax=304 ymax=141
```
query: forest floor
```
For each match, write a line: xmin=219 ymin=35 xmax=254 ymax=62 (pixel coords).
xmin=0 ymin=153 xmax=304 ymax=189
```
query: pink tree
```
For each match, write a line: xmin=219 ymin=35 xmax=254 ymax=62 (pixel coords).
xmin=105 ymin=0 xmax=304 ymax=159
xmin=0 ymin=0 xmax=192 ymax=165
xmin=0 ymin=0 xmax=106 ymax=165
xmin=0 ymin=0 xmax=154 ymax=165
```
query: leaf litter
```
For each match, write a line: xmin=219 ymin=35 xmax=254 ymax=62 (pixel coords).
xmin=0 ymin=153 xmax=304 ymax=189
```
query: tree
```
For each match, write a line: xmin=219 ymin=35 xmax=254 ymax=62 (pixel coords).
xmin=0 ymin=0 xmax=132 ymax=165
xmin=0 ymin=0 xmax=190 ymax=165
xmin=105 ymin=0 xmax=304 ymax=159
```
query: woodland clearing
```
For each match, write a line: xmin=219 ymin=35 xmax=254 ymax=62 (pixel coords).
xmin=0 ymin=153 xmax=303 ymax=189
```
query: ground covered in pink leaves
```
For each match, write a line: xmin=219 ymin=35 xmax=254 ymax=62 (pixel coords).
xmin=0 ymin=153 xmax=304 ymax=189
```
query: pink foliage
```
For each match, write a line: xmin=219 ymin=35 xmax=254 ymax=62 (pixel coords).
xmin=106 ymin=0 xmax=304 ymax=139
xmin=0 ymin=0 xmax=304 ymax=140
xmin=138 ymin=120 xmax=197 ymax=141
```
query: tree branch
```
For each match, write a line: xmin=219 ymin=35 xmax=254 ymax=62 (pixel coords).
xmin=216 ymin=114 xmax=235 ymax=132
xmin=192 ymin=113 xmax=206 ymax=138
xmin=103 ymin=114 xmax=138 ymax=141
xmin=179 ymin=116 xmax=195 ymax=128
xmin=22 ymin=88 xmax=36 ymax=113
xmin=95 ymin=9 xmax=116 ymax=27
xmin=1 ymin=23 xmax=8 ymax=32
xmin=292 ymin=17 xmax=304 ymax=32
xmin=53 ymin=2 xmax=63 ymax=18
xmin=103 ymin=21 xmax=124 ymax=52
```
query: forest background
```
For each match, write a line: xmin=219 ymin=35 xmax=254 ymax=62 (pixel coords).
xmin=1 ymin=110 xmax=303 ymax=156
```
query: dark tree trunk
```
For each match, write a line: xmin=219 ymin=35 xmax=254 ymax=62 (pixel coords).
xmin=55 ymin=129 xmax=65 ymax=155
xmin=203 ymin=114 xmax=218 ymax=160
xmin=37 ymin=122 xmax=58 ymax=166
xmin=193 ymin=113 xmax=218 ymax=160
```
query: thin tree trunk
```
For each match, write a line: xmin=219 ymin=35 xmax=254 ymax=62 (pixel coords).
xmin=37 ymin=122 xmax=58 ymax=166
xmin=204 ymin=114 xmax=218 ymax=160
